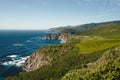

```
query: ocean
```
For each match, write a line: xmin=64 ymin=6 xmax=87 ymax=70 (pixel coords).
xmin=0 ymin=30 xmax=60 ymax=80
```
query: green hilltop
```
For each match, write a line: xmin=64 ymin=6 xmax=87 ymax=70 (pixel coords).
xmin=6 ymin=20 xmax=120 ymax=80
xmin=49 ymin=20 xmax=120 ymax=33
xmin=78 ymin=24 xmax=120 ymax=37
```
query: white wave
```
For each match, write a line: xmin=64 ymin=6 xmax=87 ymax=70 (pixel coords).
xmin=26 ymin=40 xmax=32 ymax=42
xmin=13 ymin=43 xmax=24 ymax=46
xmin=7 ymin=55 xmax=18 ymax=58
xmin=1 ymin=56 xmax=30 ymax=67
xmin=2 ymin=61 xmax=15 ymax=66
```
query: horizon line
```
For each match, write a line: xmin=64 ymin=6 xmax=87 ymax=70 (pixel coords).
xmin=0 ymin=19 xmax=120 ymax=30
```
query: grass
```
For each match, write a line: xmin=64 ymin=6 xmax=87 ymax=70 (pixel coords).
xmin=62 ymin=46 xmax=120 ymax=80
xmin=76 ymin=37 xmax=120 ymax=54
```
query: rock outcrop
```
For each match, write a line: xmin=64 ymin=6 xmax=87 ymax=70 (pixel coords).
xmin=43 ymin=34 xmax=59 ymax=40
xmin=23 ymin=51 xmax=52 ymax=71
xmin=23 ymin=34 xmax=71 ymax=72
xmin=23 ymin=42 xmax=75 ymax=72
xmin=43 ymin=33 xmax=69 ymax=43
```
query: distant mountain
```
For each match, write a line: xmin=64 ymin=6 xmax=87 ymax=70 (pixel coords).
xmin=74 ymin=20 xmax=120 ymax=32
xmin=79 ymin=23 xmax=120 ymax=38
xmin=48 ymin=25 xmax=73 ymax=33
xmin=48 ymin=20 xmax=120 ymax=34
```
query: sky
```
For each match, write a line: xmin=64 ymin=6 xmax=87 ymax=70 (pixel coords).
xmin=0 ymin=0 xmax=120 ymax=30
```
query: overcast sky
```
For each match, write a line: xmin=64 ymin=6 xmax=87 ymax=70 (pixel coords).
xmin=0 ymin=0 xmax=120 ymax=30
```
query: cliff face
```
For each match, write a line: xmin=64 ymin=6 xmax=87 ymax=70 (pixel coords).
xmin=58 ymin=34 xmax=68 ymax=43
xmin=23 ymin=51 xmax=52 ymax=71
xmin=43 ymin=33 xmax=69 ymax=43
xmin=43 ymin=34 xmax=59 ymax=40
xmin=23 ymin=34 xmax=72 ymax=72
xmin=23 ymin=43 xmax=75 ymax=72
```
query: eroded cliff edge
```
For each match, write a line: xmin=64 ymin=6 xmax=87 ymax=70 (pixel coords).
xmin=23 ymin=51 xmax=52 ymax=71
xmin=23 ymin=42 xmax=75 ymax=72
xmin=43 ymin=33 xmax=70 ymax=43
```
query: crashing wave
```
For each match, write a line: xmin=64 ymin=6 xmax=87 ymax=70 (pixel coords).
xmin=13 ymin=43 xmax=24 ymax=46
xmin=7 ymin=55 xmax=18 ymax=58
xmin=1 ymin=56 xmax=30 ymax=67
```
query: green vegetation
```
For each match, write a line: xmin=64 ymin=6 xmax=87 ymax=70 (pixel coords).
xmin=6 ymin=20 xmax=120 ymax=80
xmin=62 ymin=47 xmax=120 ymax=80
xmin=60 ymin=28 xmax=76 ymax=34
xmin=6 ymin=43 xmax=105 ymax=80
xmin=77 ymin=37 xmax=120 ymax=54
xmin=37 ymin=43 xmax=78 ymax=61
xmin=78 ymin=24 xmax=120 ymax=38
xmin=50 ymin=20 xmax=120 ymax=34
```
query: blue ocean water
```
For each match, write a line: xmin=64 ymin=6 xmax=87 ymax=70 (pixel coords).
xmin=0 ymin=30 xmax=60 ymax=80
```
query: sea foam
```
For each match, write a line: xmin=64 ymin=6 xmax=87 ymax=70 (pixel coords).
xmin=1 ymin=56 xmax=29 ymax=67
xmin=7 ymin=55 xmax=18 ymax=58
xmin=13 ymin=43 xmax=24 ymax=46
xmin=26 ymin=40 xmax=32 ymax=42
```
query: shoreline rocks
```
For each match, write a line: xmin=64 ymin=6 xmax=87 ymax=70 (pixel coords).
xmin=43 ymin=33 xmax=69 ymax=43
xmin=23 ymin=51 xmax=52 ymax=72
xmin=23 ymin=33 xmax=70 ymax=72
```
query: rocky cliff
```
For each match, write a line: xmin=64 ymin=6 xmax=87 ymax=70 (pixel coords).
xmin=43 ymin=33 xmax=69 ymax=43
xmin=23 ymin=51 xmax=52 ymax=71
xmin=23 ymin=33 xmax=73 ymax=72
xmin=23 ymin=43 xmax=75 ymax=72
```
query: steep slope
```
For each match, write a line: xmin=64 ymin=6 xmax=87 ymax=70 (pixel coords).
xmin=23 ymin=51 xmax=52 ymax=71
xmin=43 ymin=33 xmax=69 ymax=43
xmin=6 ymin=43 xmax=106 ymax=80
xmin=6 ymin=37 xmax=120 ymax=80
xmin=62 ymin=46 xmax=120 ymax=80
xmin=79 ymin=24 xmax=120 ymax=37
xmin=23 ymin=43 xmax=76 ymax=72
xmin=74 ymin=20 xmax=120 ymax=33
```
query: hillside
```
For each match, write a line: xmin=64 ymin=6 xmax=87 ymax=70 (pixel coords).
xmin=79 ymin=24 xmax=120 ymax=37
xmin=62 ymin=46 xmax=120 ymax=80
xmin=6 ymin=20 xmax=120 ymax=80
xmin=49 ymin=20 xmax=120 ymax=34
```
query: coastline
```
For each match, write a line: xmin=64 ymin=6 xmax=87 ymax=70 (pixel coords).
xmin=43 ymin=33 xmax=69 ymax=43
xmin=0 ymin=30 xmax=60 ymax=80
xmin=22 ymin=33 xmax=67 ymax=71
